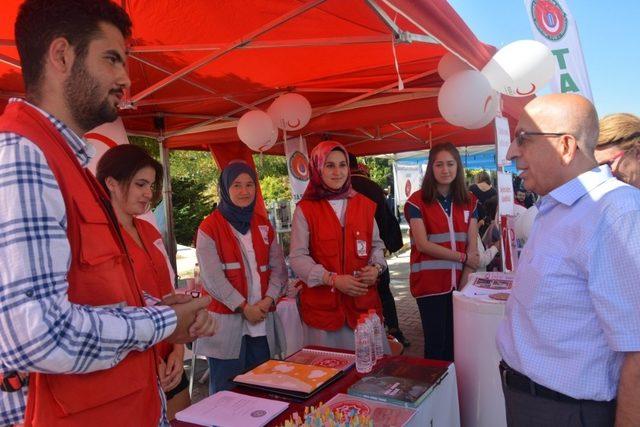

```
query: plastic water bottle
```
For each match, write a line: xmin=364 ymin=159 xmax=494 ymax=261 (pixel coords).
xmin=355 ymin=316 xmax=372 ymax=373
xmin=368 ymin=309 xmax=384 ymax=360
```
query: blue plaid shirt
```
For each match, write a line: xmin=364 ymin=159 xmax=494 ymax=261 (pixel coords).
xmin=0 ymin=99 xmax=176 ymax=426
xmin=497 ymin=165 xmax=640 ymax=401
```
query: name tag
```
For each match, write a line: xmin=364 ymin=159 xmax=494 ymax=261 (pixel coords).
xmin=464 ymin=210 xmax=470 ymax=223
xmin=258 ymin=225 xmax=270 ymax=245
xmin=357 ymin=239 xmax=368 ymax=257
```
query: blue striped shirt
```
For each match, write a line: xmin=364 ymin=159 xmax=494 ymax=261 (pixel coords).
xmin=497 ymin=165 xmax=640 ymax=401
xmin=0 ymin=99 xmax=176 ymax=425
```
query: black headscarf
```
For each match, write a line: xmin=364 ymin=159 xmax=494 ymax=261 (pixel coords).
xmin=217 ymin=161 xmax=257 ymax=234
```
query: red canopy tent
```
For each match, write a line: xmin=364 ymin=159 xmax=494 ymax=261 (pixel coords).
xmin=0 ymin=0 xmax=528 ymax=162
xmin=0 ymin=0 xmax=529 ymax=260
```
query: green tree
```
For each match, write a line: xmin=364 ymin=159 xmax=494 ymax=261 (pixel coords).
xmin=362 ymin=157 xmax=392 ymax=189
xmin=260 ymin=175 xmax=291 ymax=202
xmin=131 ymin=136 xmax=219 ymax=245
xmin=254 ymin=154 xmax=288 ymax=178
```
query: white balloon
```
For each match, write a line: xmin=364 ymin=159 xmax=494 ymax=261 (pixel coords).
xmin=437 ymin=52 xmax=472 ymax=80
xmin=465 ymin=93 xmax=500 ymax=129
xmin=437 ymin=70 xmax=498 ymax=128
xmin=237 ymin=110 xmax=278 ymax=152
xmin=481 ymin=40 xmax=555 ymax=97
xmin=267 ymin=93 xmax=312 ymax=131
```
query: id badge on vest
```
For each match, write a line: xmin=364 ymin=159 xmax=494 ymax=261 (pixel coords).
xmin=357 ymin=239 xmax=368 ymax=257
xmin=258 ymin=225 xmax=270 ymax=245
xmin=464 ymin=210 xmax=470 ymax=224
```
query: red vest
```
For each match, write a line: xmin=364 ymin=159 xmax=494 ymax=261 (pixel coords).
xmin=297 ymin=193 xmax=383 ymax=331
xmin=198 ymin=210 xmax=274 ymax=314
xmin=0 ymin=102 xmax=160 ymax=427
xmin=405 ymin=191 xmax=477 ymax=298
xmin=124 ymin=218 xmax=175 ymax=360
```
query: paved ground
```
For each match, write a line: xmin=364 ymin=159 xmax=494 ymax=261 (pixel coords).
xmin=181 ymin=230 xmax=425 ymax=403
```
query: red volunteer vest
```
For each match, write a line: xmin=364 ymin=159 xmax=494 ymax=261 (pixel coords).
xmin=297 ymin=193 xmax=383 ymax=331
xmin=0 ymin=102 xmax=160 ymax=427
xmin=124 ymin=218 xmax=175 ymax=360
xmin=405 ymin=191 xmax=477 ymax=298
xmin=198 ymin=210 xmax=274 ymax=314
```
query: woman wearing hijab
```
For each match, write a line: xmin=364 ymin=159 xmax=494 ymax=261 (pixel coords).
xmin=96 ymin=145 xmax=191 ymax=419
xmin=195 ymin=161 xmax=287 ymax=394
xmin=289 ymin=141 xmax=388 ymax=351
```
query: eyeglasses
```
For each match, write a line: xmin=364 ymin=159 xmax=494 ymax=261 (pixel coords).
xmin=512 ymin=130 xmax=569 ymax=147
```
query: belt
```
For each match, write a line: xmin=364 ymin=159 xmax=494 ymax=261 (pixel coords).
xmin=499 ymin=361 xmax=602 ymax=404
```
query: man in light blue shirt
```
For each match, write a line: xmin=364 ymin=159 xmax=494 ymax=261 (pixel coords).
xmin=496 ymin=94 xmax=640 ymax=427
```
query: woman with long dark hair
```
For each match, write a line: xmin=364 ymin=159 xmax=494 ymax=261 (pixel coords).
xmin=96 ymin=144 xmax=191 ymax=419
xmin=404 ymin=142 xmax=479 ymax=361
xmin=289 ymin=141 xmax=388 ymax=351
xmin=195 ymin=161 xmax=287 ymax=394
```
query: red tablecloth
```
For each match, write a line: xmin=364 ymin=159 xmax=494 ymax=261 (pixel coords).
xmin=173 ymin=350 xmax=451 ymax=427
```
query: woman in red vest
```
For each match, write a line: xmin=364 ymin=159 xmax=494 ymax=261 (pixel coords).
xmin=290 ymin=141 xmax=387 ymax=351
xmin=96 ymin=145 xmax=191 ymax=419
xmin=195 ymin=161 xmax=287 ymax=394
xmin=404 ymin=142 xmax=479 ymax=361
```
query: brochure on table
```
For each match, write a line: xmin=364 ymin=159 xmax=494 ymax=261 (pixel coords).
xmin=460 ymin=271 xmax=514 ymax=303
xmin=175 ymin=390 xmax=289 ymax=427
xmin=348 ymin=361 xmax=449 ymax=408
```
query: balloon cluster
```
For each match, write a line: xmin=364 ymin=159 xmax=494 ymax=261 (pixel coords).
xmin=437 ymin=40 xmax=555 ymax=129
xmin=236 ymin=93 xmax=312 ymax=152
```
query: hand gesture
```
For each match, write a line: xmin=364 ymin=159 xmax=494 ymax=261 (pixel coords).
xmin=255 ymin=297 xmax=274 ymax=314
xmin=243 ymin=303 xmax=266 ymax=324
xmin=356 ymin=265 xmax=379 ymax=286
xmin=333 ymin=275 xmax=369 ymax=297
xmin=162 ymin=294 xmax=217 ymax=344
xmin=158 ymin=358 xmax=182 ymax=392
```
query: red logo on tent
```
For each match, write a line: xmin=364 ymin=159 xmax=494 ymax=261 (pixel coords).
xmin=405 ymin=179 xmax=412 ymax=197
xmin=289 ymin=151 xmax=309 ymax=181
xmin=531 ymin=0 xmax=568 ymax=41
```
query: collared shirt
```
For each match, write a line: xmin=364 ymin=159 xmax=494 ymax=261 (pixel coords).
xmin=496 ymin=165 xmax=640 ymax=401
xmin=0 ymin=99 xmax=176 ymax=426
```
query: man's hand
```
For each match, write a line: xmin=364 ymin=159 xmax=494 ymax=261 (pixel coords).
xmin=334 ymin=275 xmax=369 ymax=297
xmin=163 ymin=295 xmax=216 ymax=344
xmin=357 ymin=265 xmax=379 ymax=286
xmin=616 ymin=351 xmax=640 ymax=426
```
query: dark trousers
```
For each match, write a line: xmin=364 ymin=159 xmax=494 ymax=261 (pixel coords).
xmin=208 ymin=335 xmax=270 ymax=395
xmin=377 ymin=269 xmax=400 ymax=332
xmin=416 ymin=292 xmax=453 ymax=361
xmin=500 ymin=365 xmax=616 ymax=427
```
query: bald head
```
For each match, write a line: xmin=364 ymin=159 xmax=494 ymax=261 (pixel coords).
xmin=523 ymin=94 xmax=599 ymax=160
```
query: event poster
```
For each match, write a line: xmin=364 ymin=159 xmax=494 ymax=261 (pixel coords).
xmin=524 ymin=0 xmax=593 ymax=101
xmin=494 ymin=116 xmax=511 ymax=167
xmin=497 ymin=171 xmax=515 ymax=216
xmin=284 ymin=136 xmax=310 ymax=202
xmin=393 ymin=163 xmax=424 ymax=207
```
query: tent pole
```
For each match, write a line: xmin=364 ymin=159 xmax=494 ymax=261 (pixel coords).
xmin=159 ymin=137 xmax=177 ymax=275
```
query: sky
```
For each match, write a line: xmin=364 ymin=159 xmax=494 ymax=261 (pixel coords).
xmin=446 ymin=0 xmax=640 ymax=118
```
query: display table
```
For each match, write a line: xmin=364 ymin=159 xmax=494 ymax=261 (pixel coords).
xmin=275 ymin=297 xmax=303 ymax=357
xmin=453 ymin=291 xmax=507 ymax=427
xmin=173 ymin=354 xmax=460 ymax=427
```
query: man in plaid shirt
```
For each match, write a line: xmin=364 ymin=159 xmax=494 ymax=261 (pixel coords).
xmin=0 ymin=1 xmax=216 ymax=425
